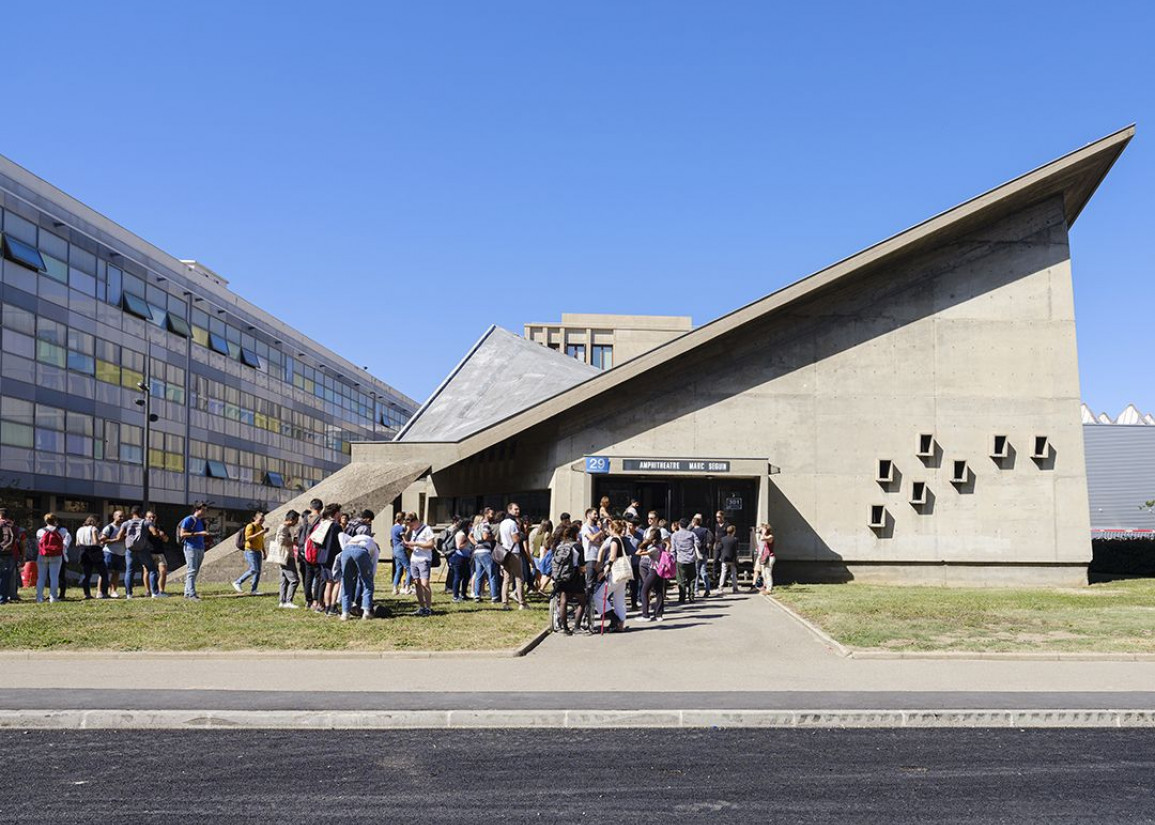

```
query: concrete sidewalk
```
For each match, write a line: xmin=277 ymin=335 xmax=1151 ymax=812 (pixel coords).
xmin=2 ymin=593 xmax=1153 ymax=727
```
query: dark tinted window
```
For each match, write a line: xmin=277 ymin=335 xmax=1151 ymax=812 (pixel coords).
xmin=122 ymin=293 xmax=153 ymax=320
xmin=264 ymin=471 xmax=284 ymax=488
xmin=240 ymin=348 xmax=262 ymax=369
xmin=208 ymin=333 xmax=230 ymax=355
xmin=166 ymin=314 xmax=192 ymax=338
xmin=205 ymin=460 xmax=230 ymax=479
xmin=2 ymin=234 xmax=46 ymax=271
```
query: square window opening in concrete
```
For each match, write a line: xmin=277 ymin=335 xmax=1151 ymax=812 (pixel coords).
xmin=917 ymin=433 xmax=934 ymax=457
xmin=991 ymin=435 xmax=1009 ymax=459
xmin=1032 ymin=435 xmax=1050 ymax=459
xmin=910 ymin=481 xmax=928 ymax=506
xmin=951 ymin=460 xmax=969 ymax=484
xmin=869 ymin=504 xmax=886 ymax=528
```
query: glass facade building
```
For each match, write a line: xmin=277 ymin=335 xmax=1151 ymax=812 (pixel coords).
xmin=0 ymin=152 xmax=417 ymax=535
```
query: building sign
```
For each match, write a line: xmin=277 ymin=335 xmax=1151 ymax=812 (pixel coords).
xmin=62 ymin=499 xmax=94 ymax=514
xmin=621 ymin=459 xmax=732 ymax=473
xmin=724 ymin=496 xmax=743 ymax=510
xmin=585 ymin=456 xmax=611 ymax=474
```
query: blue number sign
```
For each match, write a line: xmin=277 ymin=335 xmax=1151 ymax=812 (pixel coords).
xmin=585 ymin=456 xmax=610 ymax=474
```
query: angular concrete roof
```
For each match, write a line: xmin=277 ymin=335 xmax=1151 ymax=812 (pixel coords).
xmin=396 ymin=326 xmax=600 ymax=442
xmin=372 ymin=126 xmax=1133 ymax=472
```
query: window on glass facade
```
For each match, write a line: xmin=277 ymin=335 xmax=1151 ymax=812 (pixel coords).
xmin=240 ymin=347 xmax=262 ymax=369
xmin=208 ymin=333 xmax=230 ymax=355
xmin=591 ymin=344 xmax=613 ymax=370
xmin=166 ymin=314 xmax=191 ymax=338
xmin=122 ymin=292 xmax=152 ymax=321
xmin=565 ymin=344 xmax=586 ymax=361
xmin=205 ymin=460 xmax=229 ymax=479
xmin=2 ymin=234 xmax=45 ymax=271
xmin=0 ymin=397 xmax=34 ymax=448
xmin=41 ymin=254 xmax=69 ymax=283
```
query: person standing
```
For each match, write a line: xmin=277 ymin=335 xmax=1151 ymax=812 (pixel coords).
xmin=403 ymin=513 xmax=435 ymax=616
xmin=144 ymin=511 xmax=170 ymax=597
xmin=100 ymin=509 xmax=127 ymax=598
xmin=550 ymin=522 xmax=586 ymax=635
xmin=75 ymin=516 xmax=107 ymax=599
xmin=579 ymin=508 xmax=604 ymax=628
xmin=691 ymin=514 xmax=712 ymax=599
xmin=448 ymin=518 xmax=473 ymax=603
xmin=389 ymin=511 xmax=412 ymax=596
xmin=298 ymin=498 xmax=324 ymax=610
xmin=271 ymin=510 xmax=301 ymax=608
xmin=471 ymin=514 xmax=499 ymax=603
xmin=119 ymin=507 xmax=156 ymax=600
xmin=712 ymin=509 xmax=732 ymax=585
xmin=637 ymin=520 xmax=668 ymax=621
xmin=178 ymin=502 xmax=211 ymax=601
xmin=0 ymin=509 xmax=17 ymax=605
xmin=717 ymin=524 xmax=740 ymax=593
xmin=671 ymin=518 xmax=700 ymax=604
xmin=232 ymin=511 xmax=267 ymax=595
xmin=498 ymin=503 xmax=527 ymax=610
xmin=593 ymin=520 xmax=629 ymax=632
xmin=755 ymin=523 xmax=776 ymax=594
xmin=35 ymin=513 xmax=71 ymax=603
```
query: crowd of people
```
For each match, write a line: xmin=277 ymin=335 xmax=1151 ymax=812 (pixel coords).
xmin=0 ymin=505 xmax=172 ymax=603
xmin=0 ymin=496 xmax=779 ymax=631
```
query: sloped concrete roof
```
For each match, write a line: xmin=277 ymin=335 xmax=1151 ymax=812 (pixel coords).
xmin=437 ymin=126 xmax=1134 ymax=462
xmin=396 ymin=326 xmax=600 ymax=443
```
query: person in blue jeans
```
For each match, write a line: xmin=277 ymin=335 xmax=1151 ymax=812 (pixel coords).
xmin=179 ymin=502 xmax=211 ymax=600
xmin=339 ymin=533 xmax=377 ymax=620
xmin=471 ymin=516 xmax=500 ymax=602
xmin=233 ymin=511 xmax=267 ymax=594
xmin=447 ymin=518 xmax=473 ymax=602
xmin=390 ymin=512 xmax=412 ymax=595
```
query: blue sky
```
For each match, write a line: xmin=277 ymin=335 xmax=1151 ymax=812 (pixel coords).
xmin=4 ymin=1 xmax=1152 ymax=412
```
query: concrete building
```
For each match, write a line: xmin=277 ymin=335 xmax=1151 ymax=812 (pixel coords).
xmin=524 ymin=313 xmax=692 ymax=369
xmin=0 ymin=151 xmax=418 ymax=538
xmin=1082 ymin=404 xmax=1155 ymax=534
xmin=197 ymin=127 xmax=1134 ymax=587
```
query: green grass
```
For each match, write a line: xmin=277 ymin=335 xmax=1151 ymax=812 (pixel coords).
xmin=0 ymin=572 xmax=547 ymax=652
xmin=772 ymin=579 xmax=1155 ymax=653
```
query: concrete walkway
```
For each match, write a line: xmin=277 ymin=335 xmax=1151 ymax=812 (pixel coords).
xmin=2 ymin=593 xmax=1154 ymax=727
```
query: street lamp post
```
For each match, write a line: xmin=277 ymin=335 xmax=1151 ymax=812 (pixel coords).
xmin=135 ymin=373 xmax=158 ymax=510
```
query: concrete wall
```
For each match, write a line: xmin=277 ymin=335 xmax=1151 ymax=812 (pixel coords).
xmin=488 ymin=196 xmax=1090 ymax=585
xmin=377 ymin=196 xmax=1093 ymax=586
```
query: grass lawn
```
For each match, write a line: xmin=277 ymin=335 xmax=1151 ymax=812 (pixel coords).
xmin=772 ymin=578 xmax=1155 ymax=654
xmin=0 ymin=571 xmax=548 ymax=652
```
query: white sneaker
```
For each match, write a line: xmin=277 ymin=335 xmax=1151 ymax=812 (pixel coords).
xmin=339 ymin=612 xmax=349 ymax=621
xmin=109 ymin=591 xmax=120 ymax=599
xmin=655 ymin=616 xmax=665 ymax=622
xmin=232 ymin=582 xmax=243 ymax=593
xmin=283 ymin=602 xmax=299 ymax=609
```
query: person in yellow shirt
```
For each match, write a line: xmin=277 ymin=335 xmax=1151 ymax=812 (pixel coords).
xmin=232 ymin=512 xmax=267 ymax=594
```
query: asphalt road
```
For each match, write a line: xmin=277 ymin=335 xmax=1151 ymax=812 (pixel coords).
xmin=2 ymin=730 xmax=1153 ymax=823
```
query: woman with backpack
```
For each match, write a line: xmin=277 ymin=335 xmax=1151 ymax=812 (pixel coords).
xmin=638 ymin=523 xmax=673 ymax=622
xmin=550 ymin=522 xmax=586 ymax=635
xmin=267 ymin=510 xmax=301 ymax=609
xmin=35 ymin=513 xmax=71 ymax=603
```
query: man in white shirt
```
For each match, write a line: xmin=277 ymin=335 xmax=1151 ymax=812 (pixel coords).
xmin=498 ymin=502 xmax=525 ymax=610
xmin=579 ymin=508 xmax=605 ymax=625
xmin=402 ymin=513 xmax=436 ymax=617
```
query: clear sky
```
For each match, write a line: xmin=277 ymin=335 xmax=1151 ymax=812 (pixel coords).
xmin=4 ymin=1 xmax=1152 ymax=413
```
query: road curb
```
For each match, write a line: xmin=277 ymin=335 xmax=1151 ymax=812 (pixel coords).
xmin=2 ymin=708 xmax=1154 ymax=730
xmin=764 ymin=595 xmax=851 ymax=657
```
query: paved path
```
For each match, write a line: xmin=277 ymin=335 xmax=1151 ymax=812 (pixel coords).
xmin=3 ymin=594 xmax=1155 ymax=709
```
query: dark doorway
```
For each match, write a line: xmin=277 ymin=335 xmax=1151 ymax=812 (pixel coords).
xmin=593 ymin=475 xmax=759 ymax=550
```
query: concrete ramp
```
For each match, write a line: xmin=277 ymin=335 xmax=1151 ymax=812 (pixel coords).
xmin=185 ymin=460 xmax=429 ymax=584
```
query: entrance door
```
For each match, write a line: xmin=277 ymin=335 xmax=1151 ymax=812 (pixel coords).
xmin=593 ymin=476 xmax=758 ymax=550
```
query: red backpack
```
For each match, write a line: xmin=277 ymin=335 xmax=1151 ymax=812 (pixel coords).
xmin=38 ymin=529 xmax=65 ymax=557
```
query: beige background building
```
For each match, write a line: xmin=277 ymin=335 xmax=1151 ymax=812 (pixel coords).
xmin=524 ymin=313 xmax=692 ymax=369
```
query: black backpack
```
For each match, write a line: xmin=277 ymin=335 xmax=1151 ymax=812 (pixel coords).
xmin=235 ymin=527 xmax=246 ymax=551
xmin=552 ymin=542 xmax=577 ymax=584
